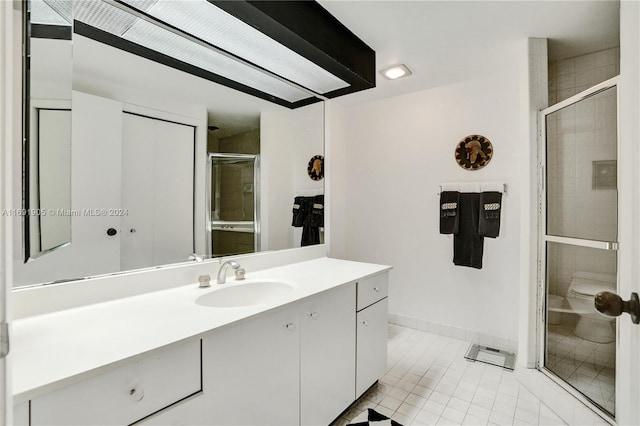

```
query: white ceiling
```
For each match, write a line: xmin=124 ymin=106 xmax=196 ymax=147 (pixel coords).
xmin=318 ymin=0 xmax=620 ymax=106
xmin=71 ymin=1 xmax=620 ymax=124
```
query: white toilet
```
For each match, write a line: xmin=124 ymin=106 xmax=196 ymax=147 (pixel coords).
xmin=549 ymin=271 xmax=616 ymax=343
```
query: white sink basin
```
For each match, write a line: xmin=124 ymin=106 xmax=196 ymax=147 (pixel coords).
xmin=195 ymin=280 xmax=294 ymax=308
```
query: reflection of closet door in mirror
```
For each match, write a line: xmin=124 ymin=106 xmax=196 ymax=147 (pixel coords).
xmin=71 ymin=92 xmax=122 ymax=276
xmin=34 ymin=108 xmax=71 ymax=253
xmin=121 ymin=113 xmax=195 ymax=271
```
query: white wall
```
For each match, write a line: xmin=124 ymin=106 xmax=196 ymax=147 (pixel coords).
xmin=261 ymin=103 xmax=324 ymax=252
xmin=327 ymin=101 xmax=348 ymax=259
xmin=334 ymin=66 xmax=523 ymax=342
xmin=29 ymin=38 xmax=71 ymax=101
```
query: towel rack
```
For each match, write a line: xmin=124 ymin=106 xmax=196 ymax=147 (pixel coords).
xmin=438 ymin=182 xmax=507 ymax=195
xmin=295 ymin=189 xmax=324 ymax=197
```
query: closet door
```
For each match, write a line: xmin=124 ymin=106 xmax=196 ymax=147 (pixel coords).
xmin=121 ymin=114 xmax=155 ymax=270
xmin=121 ymin=113 xmax=194 ymax=270
xmin=72 ymin=92 xmax=122 ymax=275
xmin=153 ymin=119 xmax=194 ymax=265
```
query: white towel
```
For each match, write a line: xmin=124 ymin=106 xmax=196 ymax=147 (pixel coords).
xmin=439 ymin=183 xmax=459 ymax=192
xmin=440 ymin=182 xmax=506 ymax=194
xmin=480 ymin=182 xmax=505 ymax=193
xmin=458 ymin=182 xmax=482 ymax=193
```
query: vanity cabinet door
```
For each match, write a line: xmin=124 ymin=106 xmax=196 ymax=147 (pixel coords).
xmin=300 ymin=283 xmax=356 ymax=426
xmin=13 ymin=402 xmax=29 ymax=426
xmin=202 ymin=305 xmax=300 ymax=425
xmin=356 ymin=297 xmax=389 ymax=398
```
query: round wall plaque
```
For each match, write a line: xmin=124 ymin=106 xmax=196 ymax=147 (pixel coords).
xmin=307 ymin=155 xmax=324 ymax=181
xmin=455 ymin=134 xmax=493 ymax=170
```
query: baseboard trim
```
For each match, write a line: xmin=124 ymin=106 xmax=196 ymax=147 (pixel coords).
xmin=388 ymin=312 xmax=518 ymax=354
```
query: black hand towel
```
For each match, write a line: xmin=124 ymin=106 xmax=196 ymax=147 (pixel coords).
xmin=453 ymin=192 xmax=484 ymax=269
xmin=310 ymin=194 xmax=324 ymax=228
xmin=439 ymin=191 xmax=460 ymax=234
xmin=478 ymin=191 xmax=502 ymax=238
xmin=301 ymin=225 xmax=321 ymax=246
xmin=294 ymin=196 xmax=321 ymax=246
xmin=292 ymin=196 xmax=308 ymax=227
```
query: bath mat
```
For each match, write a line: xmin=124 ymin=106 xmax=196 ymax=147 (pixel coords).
xmin=464 ymin=343 xmax=516 ymax=370
xmin=347 ymin=408 xmax=404 ymax=426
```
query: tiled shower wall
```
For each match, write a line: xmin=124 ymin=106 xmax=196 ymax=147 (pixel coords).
xmin=546 ymin=48 xmax=619 ymax=298
xmin=548 ymin=47 xmax=620 ymax=104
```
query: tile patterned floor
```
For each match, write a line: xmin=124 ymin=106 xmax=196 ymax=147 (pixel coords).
xmin=332 ymin=324 xmax=567 ymax=426
xmin=545 ymin=323 xmax=615 ymax=415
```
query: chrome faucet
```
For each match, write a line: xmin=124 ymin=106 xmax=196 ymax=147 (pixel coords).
xmin=217 ymin=260 xmax=241 ymax=284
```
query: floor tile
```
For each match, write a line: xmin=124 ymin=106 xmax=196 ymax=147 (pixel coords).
xmin=379 ymin=395 xmax=403 ymax=411
xmin=343 ymin=324 xmax=572 ymax=426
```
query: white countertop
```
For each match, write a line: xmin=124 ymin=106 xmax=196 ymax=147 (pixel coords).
xmin=11 ymin=257 xmax=391 ymax=402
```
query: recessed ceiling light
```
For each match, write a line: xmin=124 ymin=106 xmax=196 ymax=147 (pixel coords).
xmin=380 ymin=64 xmax=412 ymax=80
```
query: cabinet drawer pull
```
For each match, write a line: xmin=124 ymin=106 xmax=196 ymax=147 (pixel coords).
xmin=309 ymin=312 xmax=319 ymax=320
xmin=362 ymin=320 xmax=369 ymax=326
xmin=285 ymin=323 xmax=296 ymax=332
xmin=373 ymin=287 xmax=380 ymax=292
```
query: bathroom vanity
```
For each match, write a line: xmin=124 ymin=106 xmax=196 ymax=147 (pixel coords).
xmin=11 ymin=256 xmax=390 ymax=426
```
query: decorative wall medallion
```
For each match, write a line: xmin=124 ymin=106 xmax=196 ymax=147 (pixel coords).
xmin=307 ymin=155 xmax=324 ymax=181
xmin=455 ymin=135 xmax=493 ymax=170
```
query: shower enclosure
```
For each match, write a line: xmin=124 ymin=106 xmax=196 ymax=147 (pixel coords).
xmin=539 ymin=77 xmax=619 ymax=419
xmin=207 ymin=153 xmax=260 ymax=257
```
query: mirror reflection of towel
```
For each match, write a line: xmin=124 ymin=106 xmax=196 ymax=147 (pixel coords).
xmin=310 ymin=195 xmax=324 ymax=228
xmin=292 ymin=196 xmax=307 ymax=227
xmin=291 ymin=196 xmax=323 ymax=246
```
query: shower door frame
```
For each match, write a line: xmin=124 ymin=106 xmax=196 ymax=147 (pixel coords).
xmin=206 ymin=153 xmax=261 ymax=258
xmin=537 ymin=76 xmax=620 ymax=423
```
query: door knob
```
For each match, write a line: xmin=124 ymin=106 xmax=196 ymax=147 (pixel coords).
xmin=594 ymin=291 xmax=640 ymax=324
xmin=106 ymin=228 xmax=117 ymax=236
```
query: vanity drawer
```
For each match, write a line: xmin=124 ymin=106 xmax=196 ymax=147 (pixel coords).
xmin=357 ymin=273 xmax=388 ymax=311
xmin=31 ymin=340 xmax=201 ymax=426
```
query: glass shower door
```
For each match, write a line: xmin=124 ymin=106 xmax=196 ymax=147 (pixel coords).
xmin=540 ymin=79 xmax=618 ymax=418
xmin=208 ymin=153 xmax=259 ymax=257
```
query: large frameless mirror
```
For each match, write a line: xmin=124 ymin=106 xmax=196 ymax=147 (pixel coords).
xmin=16 ymin=0 xmax=326 ymax=288
xmin=24 ymin=0 xmax=73 ymax=261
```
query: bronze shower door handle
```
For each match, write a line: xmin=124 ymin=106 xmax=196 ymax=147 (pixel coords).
xmin=595 ymin=291 xmax=640 ymax=324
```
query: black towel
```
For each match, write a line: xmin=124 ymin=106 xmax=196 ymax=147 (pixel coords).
xmin=301 ymin=225 xmax=321 ymax=246
xmin=292 ymin=195 xmax=322 ymax=246
xmin=291 ymin=196 xmax=307 ymax=227
xmin=453 ymin=193 xmax=484 ymax=269
xmin=439 ymin=191 xmax=460 ymax=234
xmin=478 ymin=191 xmax=502 ymax=238
xmin=310 ymin=195 xmax=324 ymax=228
